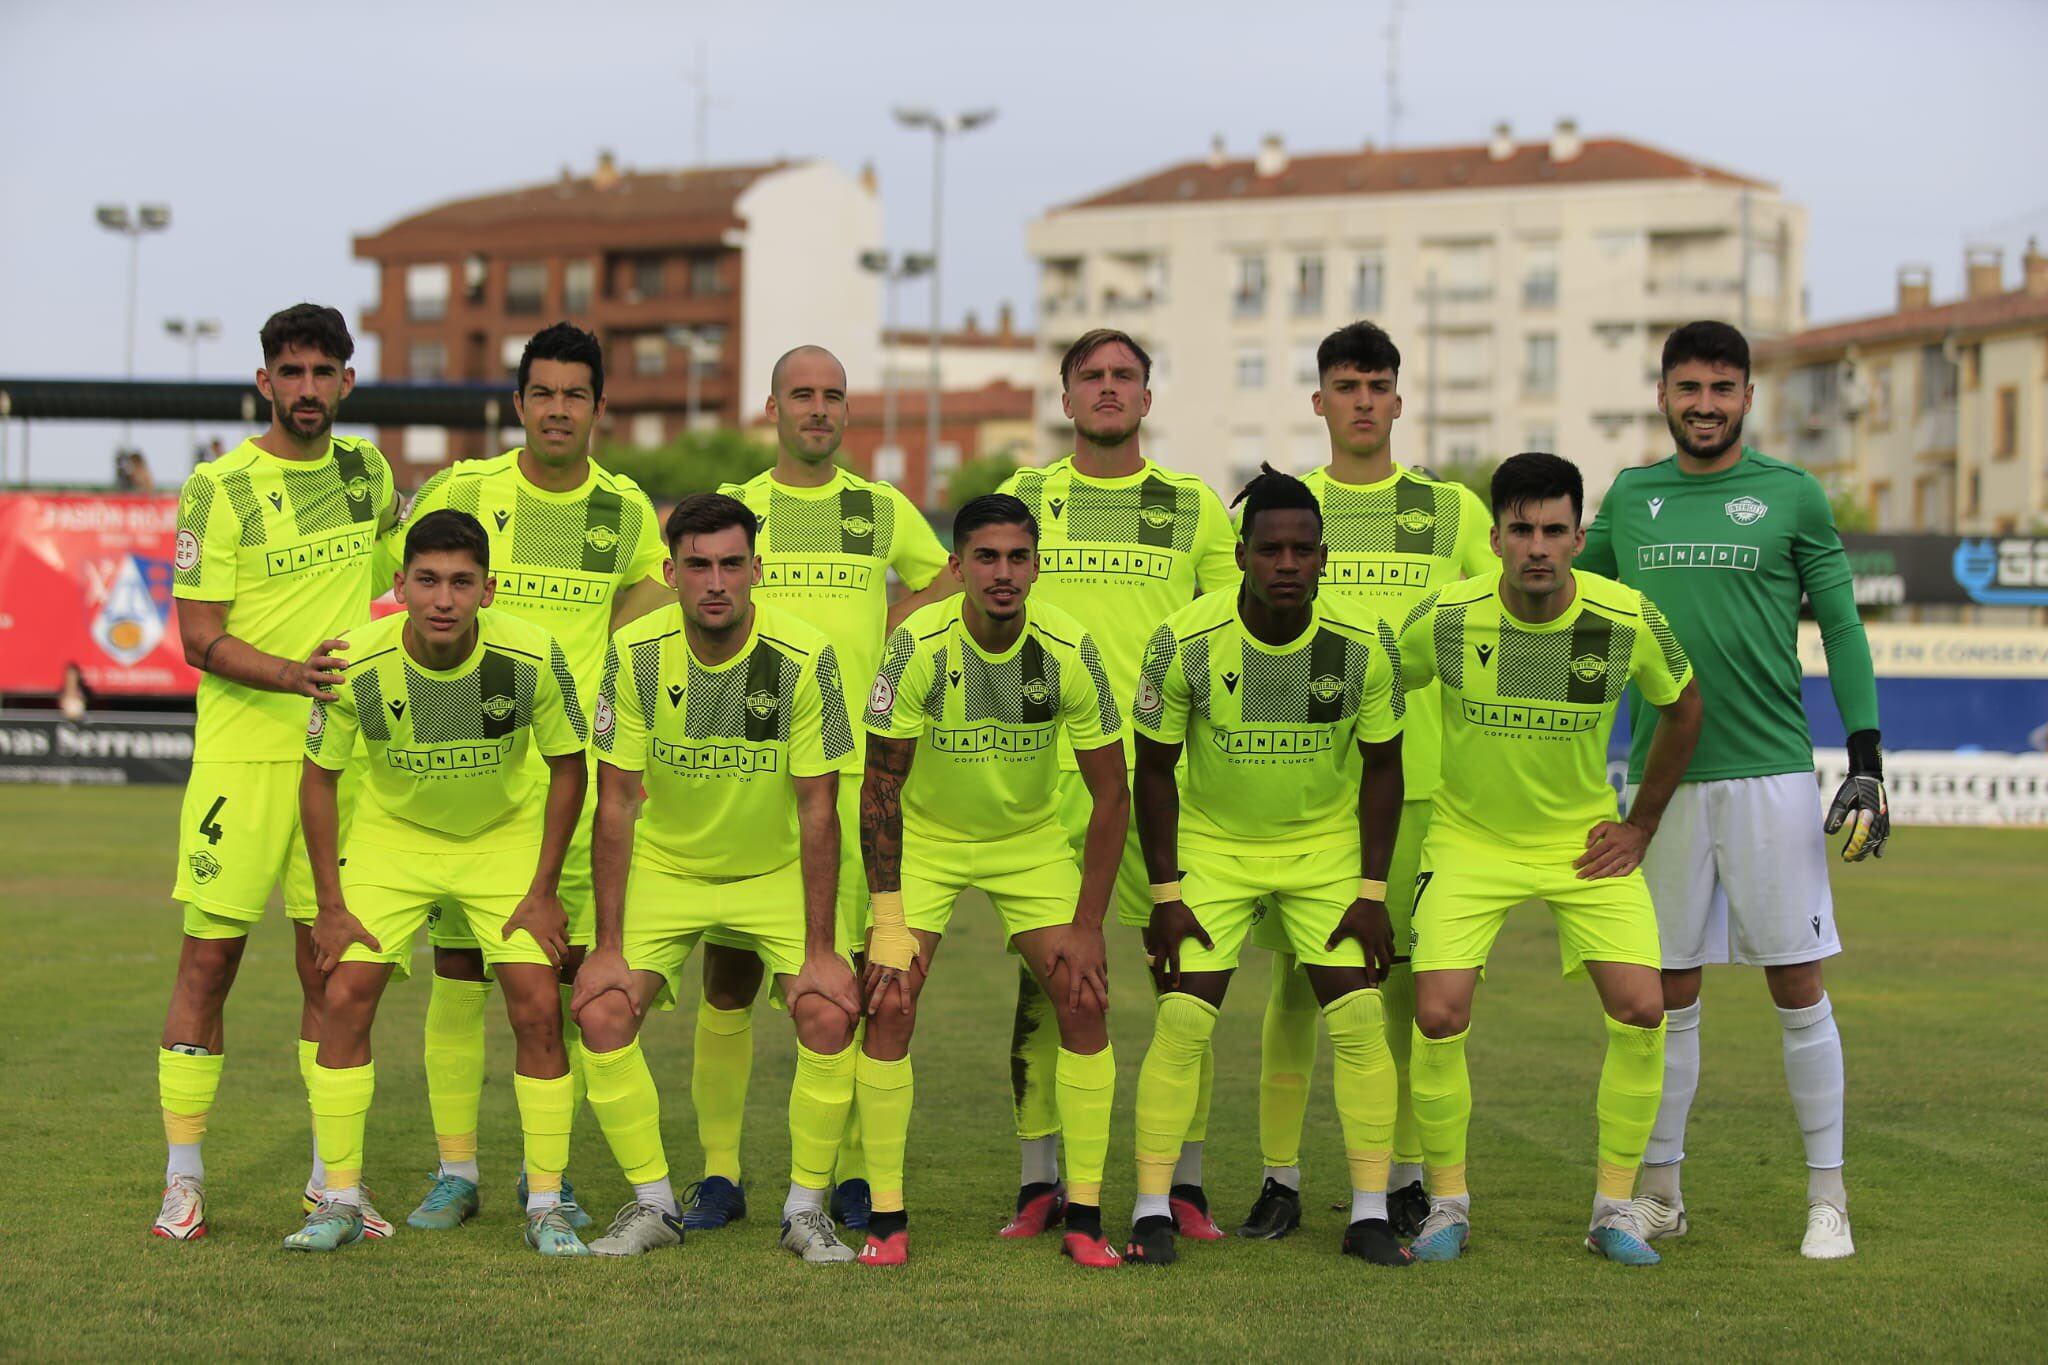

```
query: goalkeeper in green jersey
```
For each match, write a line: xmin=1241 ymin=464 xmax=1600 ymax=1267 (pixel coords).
xmin=1581 ymin=321 xmax=1884 ymax=1260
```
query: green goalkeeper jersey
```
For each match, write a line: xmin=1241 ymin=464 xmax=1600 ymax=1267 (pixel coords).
xmin=1580 ymin=448 xmax=1861 ymax=784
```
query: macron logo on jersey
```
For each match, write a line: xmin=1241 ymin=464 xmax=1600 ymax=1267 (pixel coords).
xmin=1648 ymin=497 xmax=1665 ymax=519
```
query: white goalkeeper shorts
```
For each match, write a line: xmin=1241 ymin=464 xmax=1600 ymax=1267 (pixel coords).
xmin=1624 ymin=772 xmax=1841 ymax=970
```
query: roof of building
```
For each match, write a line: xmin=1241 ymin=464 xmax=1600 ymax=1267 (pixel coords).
xmin=1057 ymin=136 xmax=1766 ymax=212
xmin=359 ymin=161 xmax=793 ymax=243
xmin=1757 ymin=287 xmax=2048 ymax=361
xmin=884 ymin=326 xmax=1034 ymax=351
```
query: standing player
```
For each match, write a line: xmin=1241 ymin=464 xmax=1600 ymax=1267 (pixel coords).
xmin=569 ymin=494 xmax=865 ymax=1263
xmin=1238 ymin=322 xmax=1495 ymax=1241
xmin=1581 ymin=321 xmax=1885 ymax=1259
xmin=154 ymin=303 xmax=399 ymax=1241
xmin=686 ymin=345 xmax=952 ymax=1232
xmin=1397 ymin=452 xmax=1702 ymax=1266
xmin=996 ymin=328 xmax=1240 ymax=1240
xmin=855 ymin=494 xmax=1128 ymax=1268
xmin=1127 ymin=468 xmax=1409 ymax=1269
xmin=291 ymin=510 xmax=591 ymax=1255
xmin=382 ymin=323 xmax=668 ymax=1232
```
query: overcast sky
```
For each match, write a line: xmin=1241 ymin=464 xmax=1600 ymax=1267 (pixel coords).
xmin=4 ymin=0 xmax=2044 ymax=484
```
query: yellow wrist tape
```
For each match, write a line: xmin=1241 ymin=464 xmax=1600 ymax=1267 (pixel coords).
xmin=1149 ymin=881 xmax=1183 ymax=904
xmin=870 ymin=890 xmax=906 ymax=926
xmin=1358 ymin=878 xmax=1388 ymax=900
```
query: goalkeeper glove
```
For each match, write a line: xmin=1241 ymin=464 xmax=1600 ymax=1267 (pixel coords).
xmin=1824 ymin=729 xmax=1890 ymax=862
xmin=866 ymin=890 xmax=918 ymax=971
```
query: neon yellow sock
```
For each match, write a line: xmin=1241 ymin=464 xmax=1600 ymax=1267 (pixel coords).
xmin=514 ymin=1071 xmax=575 ymax=1195
xmin=158 ymin=1047 xmax=223 ymax=1145
xmin=1258 ymin=953 xmax=1320 ymax=1168
xmin=1187 ymin=1037 xmax=1215 ymax=1146
xmin=1324 ymin=989 xmax=1396 ymax=1193
xmin=1380 ymin=963 xmax=1423 ymax=1168
xmin=1011 ymin=964 xmax=1062 ymax=1140
xmin=1597 ymin=1015 xmax=1667 ymax=1200
xmin=788 ymin=1042 xmax=856 ymax=1192
xmin=583 ymin=1040 xmax=668 ymax=1185
xmin=557 ymin=983 xmax=586 ymax=1114
xmin=1134 ymin=994 xmax=1219 ymax=1197
xmin=424 ymin=975 xmax=490 ymax=1166
xmin=691 ymin=999 xmax=752 ymax=1181
xmin=1410 ymin=1023 xmax=1471 ymax=1199
xmin=836 ymin=1019 xmax=869 ymax=1183
xmin=854 ymin=1050 xmax=912 ymax=1214
xmin=309 ymin=1061 xmax=376 ymax=1194
xmin=1055 ymin=1045 xmax=1115 ymax=1206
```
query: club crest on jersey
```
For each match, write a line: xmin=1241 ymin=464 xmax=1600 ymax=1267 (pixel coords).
xmin=1724 ymin=496 xmax=1768 ymax=525
xmin=1309 ymin=673 xmax=1343 ymax=704
xmin=746 ymin=689 xmax=778 ymax=719
xmin=175 ymin=529 xmax=200 ymax=571
xmin=343 ymin=475 xmax=372 ymax=503
xmin=1022 ymin=678 xmax=1051 ymax=706
xmin=866 ymin=674 xmax=894 ymax=716
xmin=1394 ymin=508 xmax=1434 ymax=534
xmin=594 ymin=693 xmax=615 ymax=738
xmin=483 ymin=694 xmax=515 ymax=722
xmin=1139 ymin=504 xmax=1174 ymax=530
xmin=307 ymin=706 xmax=326 ymax=737
xmin=1571 ymin=654 xmax=1607 ymax=683
xmin=493 ymin=509 xmax=511 ymax=531
xmin=584 ymin=524 xmax=619 ymax=552
xmin=840 ymin=515 xmax=875 ymax=538
xmin=1648 ymin=497 xmax=1665 ymax=519
xmin=187 ymin=850 xmax=222 ymax=884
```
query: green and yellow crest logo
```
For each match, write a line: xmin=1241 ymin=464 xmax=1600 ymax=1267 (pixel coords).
xmin=188 ymin=851 xmax=222 ymax=884
xmin=1022 ymin=678 xmax=1051 ymax=705
xmin=840 ymin=515 xmax=875 ymax=537
xmin=584 ymin=525 xmax=620 ymax=552
xmin=1394 ymin=507 xmax=1435 ymax=534
xmin=1571 ymin=654 xmax=1607 ymax=683
xmin=1309 ymin=673 xmax=1344 ymax=703
xmin=483 ymin=694 xmax=515 ymax=721
xmin=1139 ymin=504 xmax=1174 ymax=530
xmin=343 ymin=475 xmax=372 ymax=502
xmin=746 ymin=689 xmax=779 ymax=719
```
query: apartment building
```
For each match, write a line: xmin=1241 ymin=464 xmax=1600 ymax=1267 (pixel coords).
xmin=355 ymin=152 xmax=881 ymax=470
xmin=1756 ymin=244 xmax=2048 ymax=533
xmin=1026 ymin=120 xmax=1805 ymax=497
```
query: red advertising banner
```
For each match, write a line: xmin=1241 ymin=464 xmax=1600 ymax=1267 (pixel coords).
xmin=0 ymin=492 xmax=199 ymax=696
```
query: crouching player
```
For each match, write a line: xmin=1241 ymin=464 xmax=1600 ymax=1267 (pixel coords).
xmin=293 ymin=509 xmax=591 ymax=1255
xmin=856 ymin=494 xmax=1129 ymax=1267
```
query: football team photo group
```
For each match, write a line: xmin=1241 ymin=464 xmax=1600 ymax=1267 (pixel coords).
xmin=144 ymin=298 xmax=1893 ymax=1277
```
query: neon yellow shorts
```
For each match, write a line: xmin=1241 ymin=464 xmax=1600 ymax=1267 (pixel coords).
xmin=623 ymin=857 xmax=848 ymax=1010
xmin=1174 ymin=842 xmax=1362 ymax=973
xmin=1056 ymin=768 xmax=1148 ymax=930
xmin=902 ymin=825 xmax=1080 ymax=941
xmin=432 ymin=762 xmax=598 ymax=951
xmin=1408 ymin=830 xmax=1663 ymax=977
xmin=172 ymin=759 xmax=354 ymax=930
xmin=703 ymin=775 xmax=866 ymax=958
xmin=1253 ymin=798 xmax=1431 ymax=959
xmin=337 ymin=838 xmax=555 ymax=980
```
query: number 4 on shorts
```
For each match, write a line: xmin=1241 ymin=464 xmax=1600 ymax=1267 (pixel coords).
xmin=198 ymin=796 xmax=227 ymax=846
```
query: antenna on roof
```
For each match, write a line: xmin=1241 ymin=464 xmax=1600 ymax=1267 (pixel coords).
xmin=1384 ymin=0 xmax=1405 ymax=150
xmin=683 ymin=42 xmax=725 ymax=167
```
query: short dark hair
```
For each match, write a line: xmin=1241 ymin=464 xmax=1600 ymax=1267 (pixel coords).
xmin=952 ymin=493 xmax=1038 ymax=548
xmin=1059 ymin=328 xmax=1152 ymax=388
xmin=1661 ymin=320 xmax=1750 ymax=380
xmin=519 ymin=322 xmax=606 ymax=401
xmin=665 ymin=492 xmax=757 ymax=554
xmin=1231 ymin=463 xmax=1323 ymax=541
xmin=403 ymin=508 xmax=490 ymax=572
xmin=1490 ymin=452 xmax=1584 ymax=526
xmin=260 ymin=303 xmax=354 ymax=365
xmin=1316 ymin=320 xmax=1401 ymax=381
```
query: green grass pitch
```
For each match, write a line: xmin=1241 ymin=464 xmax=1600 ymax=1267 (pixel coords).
xmin=4 ymin=785 xmax=2044 ymax=1359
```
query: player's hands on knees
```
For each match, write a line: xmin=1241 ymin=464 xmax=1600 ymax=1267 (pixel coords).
xmin=1043 ymin=921 xmax=1110 ymax=1015
xmin=1575 ymin=818 xmax=1651 ymax=880
xmin=285 ymin=638 xmax=350 ymax=702
xmin=569 ymin=947 xmax=637 ymax=1021
xmin=312 ymin=899 xmax=379 ymax=974
xmin=791 ymin=952 xmax=862 ymax=1024
xmin=1327 ymin=898 xmax=1394 ymax=987
xmin=1145 ymin=901 xmax=1211 ymax=990
xmin=862 ymin=949 xmax=922 ymax=1019
xmin=504 ymin=890 xmax=568 ymax=968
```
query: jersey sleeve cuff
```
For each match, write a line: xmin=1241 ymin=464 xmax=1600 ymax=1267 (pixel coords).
xmin=304 ymin=750 xmax=349 ymax=772
xmin=171 ymin=585 xmax=235 ymax=602
xmin=593 ymin=750 xmax=645 ymax=774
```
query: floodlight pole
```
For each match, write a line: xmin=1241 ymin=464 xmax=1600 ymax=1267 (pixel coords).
xmin=895 ymin=108 xmax=996 ymax=480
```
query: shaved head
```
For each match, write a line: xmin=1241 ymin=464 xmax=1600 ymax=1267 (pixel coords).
xmin=771 ymin=344 xmax=846 ymax=396
xmin=766 ymin=345 xmax=851 ymax=467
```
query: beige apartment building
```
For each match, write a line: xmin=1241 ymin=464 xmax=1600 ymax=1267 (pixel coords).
xmin=1026 ymin=120 xmax=1805 ymax=497
xmin=1755 ymin=243 xmax=2048 ymax=533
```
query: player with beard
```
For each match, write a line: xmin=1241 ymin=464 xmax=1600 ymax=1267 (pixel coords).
xmin=154 ymin=303 xmax=400 ymax=1241
xmin=996 ymin=329 xmax=1240 ymax=1243
xmin=1579 ymin=322 xmax=1884 ymax=1259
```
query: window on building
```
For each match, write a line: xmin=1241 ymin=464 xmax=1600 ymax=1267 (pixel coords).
xmin=1965 ymin=467 xmax=1982 ymax=517
xmin=407 ymin=342 xmax=447 ymax=382
xmin=402 ymin=425 xmax=448 ymax=464
xmin=1917 ymin=344 xmax=1958 ymax=412
xmin=462 ymin=254 xmax=487 ymax=303
xmin=1230 ymin=430 xmax=1266 ymax=487
xmin=1235 ymin=343 xmax=1267 ymax=390
xmin=506 ymin=262 xmax=546 ymax=315
xmin=1994 ymin=386 xmax=2018 ymax=458
xmin=499 ymin=335 xmax=531 ymax=376
xmin=1871 ymin=480 xmax=1893 ymax=528
xmin=1443 ymin=330 xmax=1492 ymax=388
xmin=689 ymin=256 xmax=723 ymax=296
xmin=1868 ymin=363 xmax=1893 ymax=429
xmin=630 ymin=412 xmax=666 ymax=448
xmin=1523 ymin=425 xmax=1556 ymax=455
xmin=1292 ymin=339 xmax=1320 ymax=387
xmin=1522 ymin=242 xmax=1558 ymax=309
xmin=405 ymin=263 xmax=449 ymax=322
xmin=680 ymin=324 xmax=727 ymax=368
xmin=633 ymin=256 xmax=664 ymax=301
xmin=1149 ymin=344 xmax=1170 ymax=385
xmin=563 ymin=259 xmax=595 ymax=314
xmin=873 ymin=445 xmax=906 ymax=483
xmin=1438 ymin=240 xmax=1495 ymax=301
xmin=932 ymin=443 xmax=962 ymax=477
xmin=1523 ymin=334 xmax=1558 ymax=395
xmin=633 ymin=334 xmax=666 ymax=377
xmin=1233 ymin=255 xmax=1267 ymax=317
xmin=1351 ymin=255 xmax=1384 ymax=313
xmin=1292 ymin=255 xmax=1325 ymax=316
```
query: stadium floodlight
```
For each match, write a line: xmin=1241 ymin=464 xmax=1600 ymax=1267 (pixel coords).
xmin=96 ymin=201 xmax=174 ymax=441
xmin=96 ymin=204 xmax=132 ymax=230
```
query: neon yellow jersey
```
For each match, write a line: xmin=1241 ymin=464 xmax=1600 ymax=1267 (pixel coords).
xmin=378 ymin=451 xmax=666 ymax=697
xmin=1000 ymin=455 xmax=1240 ymax=769
xmin=1133 ymin=589 xmax=1404 ymax=856
xmin=719 ymin=466 xmax=947 ymax=773
xmin=864 ymin=597 xmax=1120 ymax=845
xmin=1397 ymin=569 xmax=1692 ymax=858
xmin=304 ymin=608 xmax=586 ymax=852
xmin=595 ymin=602 xmax=855 ymax=879
xmin=173 ymin=436 xmax=396 ymax=762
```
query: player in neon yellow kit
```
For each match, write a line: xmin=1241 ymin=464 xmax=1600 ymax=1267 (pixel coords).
xmin=685 ymin=345 xmax=953 ymax=1232
xmin=996 ymin=328 xmax=1240 ymax=1240
xmin=1239 ymin=322 xmax=1495 ymax=1242
xmin=290 ymin=510 xmax=590 ymax=1255
xmin=854 ymin=494 xmax=1129 ymax=1269
xmin=381 ymin=323 xmax=668 ymax=1232
xmin=154 ymin=304 xmax=399 ymax=1242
